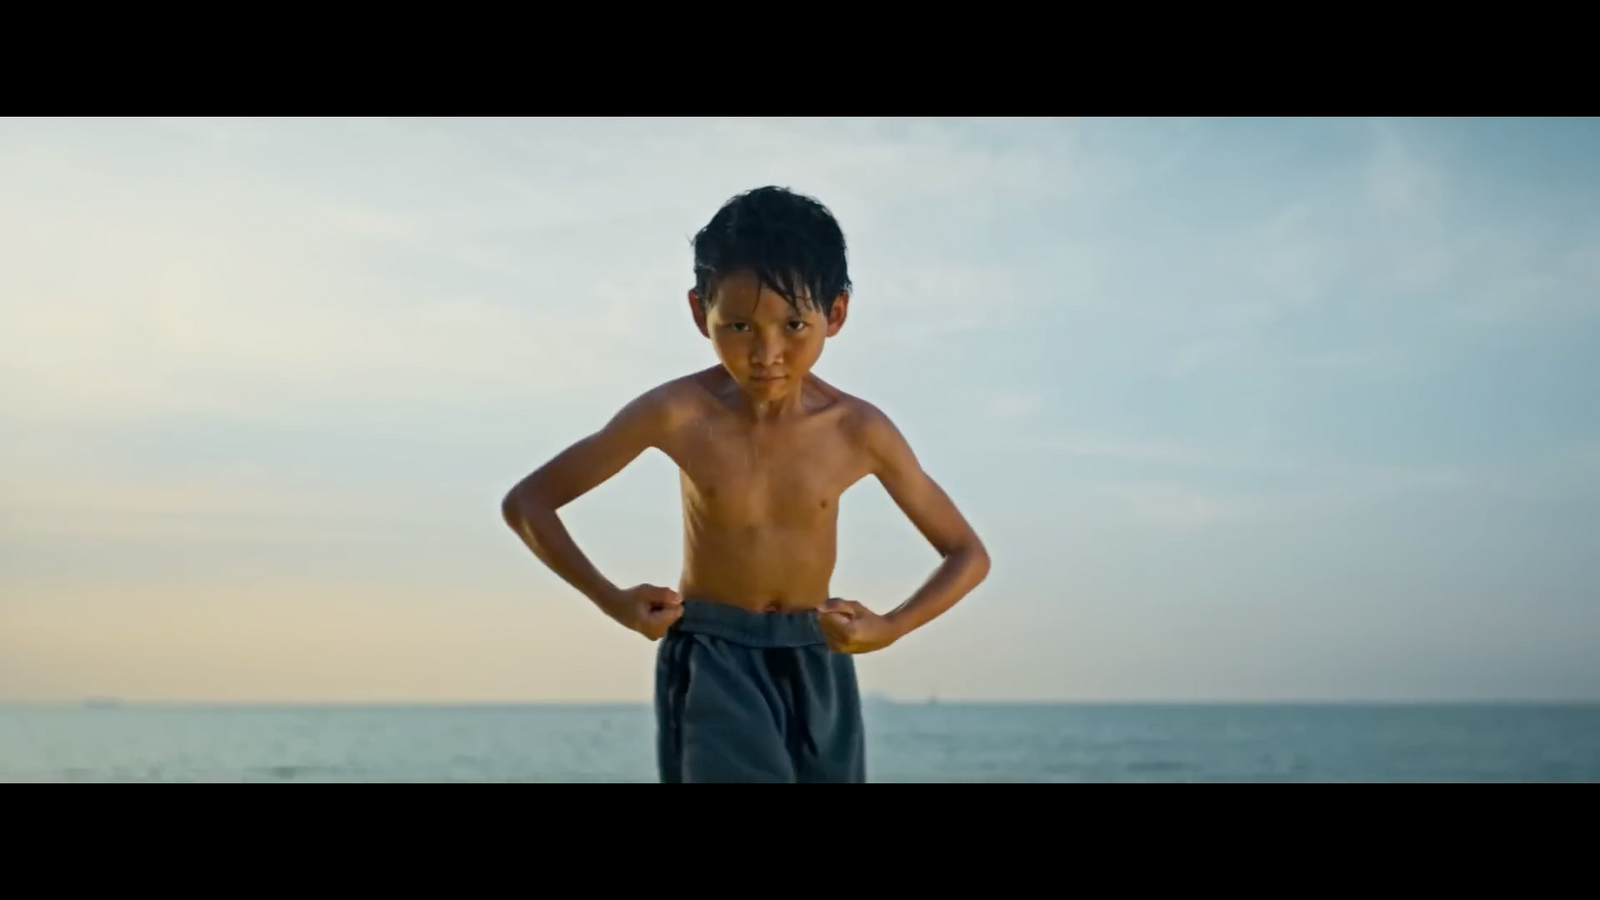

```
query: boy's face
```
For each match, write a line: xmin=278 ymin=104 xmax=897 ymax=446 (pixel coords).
xmin=690 ymin=269 xmax=848 ymax=401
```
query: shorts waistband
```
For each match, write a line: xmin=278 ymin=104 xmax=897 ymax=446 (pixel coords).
xmin=673 ymin=598 xmax=828 ymax=648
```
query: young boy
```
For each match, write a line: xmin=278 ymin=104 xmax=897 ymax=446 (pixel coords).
xmin=500 ymin=186 xmax=990 ymax=783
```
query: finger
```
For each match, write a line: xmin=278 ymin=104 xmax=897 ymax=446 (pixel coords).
xmin=818 ymin=610 xmax=850 ymax=628
xmin=645 ymin=587 xmax=681 ymax=609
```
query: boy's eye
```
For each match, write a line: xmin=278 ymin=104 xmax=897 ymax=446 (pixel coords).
xmin=787 ymin=321 xmax=808 ymax=331
xmin=727 ymin=322 xmax=750 ymax=332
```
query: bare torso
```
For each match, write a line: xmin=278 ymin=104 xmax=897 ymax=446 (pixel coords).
xmin=655 ymin=367 xmax=875 ymax=613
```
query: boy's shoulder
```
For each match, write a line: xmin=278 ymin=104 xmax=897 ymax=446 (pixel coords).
xmin=620 ymin=367 xmax=755 ymax=428
xmin=644 ymin=367 xmax=747 ymax=414
xmin=602 ymin=371 xmax=709 ymax=438
xmin=638 ymin=369 xmax=717 ymax=407
xmin=804 ymin=375 xmax=885 ymax=428
xmin=803 ymin=375 xmax=907 ymax=457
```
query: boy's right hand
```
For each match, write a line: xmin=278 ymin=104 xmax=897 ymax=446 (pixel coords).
xmin=606 ymin=584 xmax=683 ymax=640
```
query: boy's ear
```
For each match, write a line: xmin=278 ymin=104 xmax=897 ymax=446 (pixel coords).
xmin=825 ymin=291 xmax=850 ymax=337
xmin=688 ymin=289 xmax=710 ymax=338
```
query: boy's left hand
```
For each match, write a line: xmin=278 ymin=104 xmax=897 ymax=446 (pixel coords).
xmin=816 ymin=599 xmax=901 ymax=654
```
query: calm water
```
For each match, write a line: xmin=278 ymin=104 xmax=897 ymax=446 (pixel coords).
xmin=2 ymin=703 xmax=1596 ymax=782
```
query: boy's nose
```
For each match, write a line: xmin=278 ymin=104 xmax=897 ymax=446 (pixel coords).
xmin=752 ymin=337 xmax=783 ymax=365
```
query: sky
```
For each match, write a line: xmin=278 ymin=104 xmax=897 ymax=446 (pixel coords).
xmin=2 ymin=117 xmax=1597 ymax=705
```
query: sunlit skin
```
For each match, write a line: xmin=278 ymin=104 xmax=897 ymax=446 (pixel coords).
xmin=502 ymin=269 xmax=989 ymax=654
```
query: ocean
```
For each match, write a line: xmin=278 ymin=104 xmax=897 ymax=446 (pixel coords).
xmin=3 ymin=702 xmax=1596 ymax=782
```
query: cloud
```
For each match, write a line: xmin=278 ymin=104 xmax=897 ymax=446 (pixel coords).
xmin=0 ymin=463 xmax=412 ymax=546
xmin=1169 ymin=338 xmax=1243 ymax=377
xmin=1095 ymin=481 xmax=1250 ymax=528
xmin=1148 ymin=119 xmax=1600 ymax=396
xmin=1019 ymin=433 xmax=1301 ymax=474
xmin=0 ymin=118 xmax=1111 ymax=430
xmin=1357 ymin=120 xmax=1597 ymax=326
xmin=1366 ymin=119 xmax=1449 ymax=220
xmin=999 ymin=430 xmax=1485 ymax=504
xmin=1455 ymin=225 xmax=1600 ymax=324
xmin=988 ymin=392 xmax=1044 ymax=420
xmin=1240 ymin=201 xmax=1329 ymax=311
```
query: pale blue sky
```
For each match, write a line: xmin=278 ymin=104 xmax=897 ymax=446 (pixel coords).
xmin=2 ymin=117 xmax=1596 ymax=703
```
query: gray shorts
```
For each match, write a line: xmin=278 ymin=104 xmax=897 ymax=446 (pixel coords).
xmin=655 ymin=598 xmax=865 ymax=783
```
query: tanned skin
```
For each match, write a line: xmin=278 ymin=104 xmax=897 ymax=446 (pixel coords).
xmin=502 ymin=269 xmax=989 ymax=654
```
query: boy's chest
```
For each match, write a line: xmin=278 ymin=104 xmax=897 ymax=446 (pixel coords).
xmin=672 ymin=420 xmax=867 ymax=516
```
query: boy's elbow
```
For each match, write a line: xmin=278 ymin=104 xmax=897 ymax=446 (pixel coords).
xmin=960 ymin=536 xmax=991 ymax=581
xmin=500 ymin=490 xmax=525 ymax=530
xmin=500 ymin=484 xmax=545 ymax=531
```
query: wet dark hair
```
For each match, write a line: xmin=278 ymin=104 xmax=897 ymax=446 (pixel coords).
xmin=691 ymin=186 xmax=852 ymax=316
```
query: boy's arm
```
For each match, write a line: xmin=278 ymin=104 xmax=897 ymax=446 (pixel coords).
xmin=501 ymin=387 xmax=676 ymax=616
xmin=863 ymin=409 xmax=991 ymax=639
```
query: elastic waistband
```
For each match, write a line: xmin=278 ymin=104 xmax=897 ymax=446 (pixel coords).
xmin=673 ymin=598 xmax=827 ymax=648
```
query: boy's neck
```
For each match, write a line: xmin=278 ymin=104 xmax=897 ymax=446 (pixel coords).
xmin=734 ymin=388 xmax=809 ymax=423
xmin=707 ymin=369 xmax=816 ymax=423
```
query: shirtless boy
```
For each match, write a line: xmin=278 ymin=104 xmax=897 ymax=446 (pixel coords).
xmin=501 ymin=186 xmax=990 ymax=783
